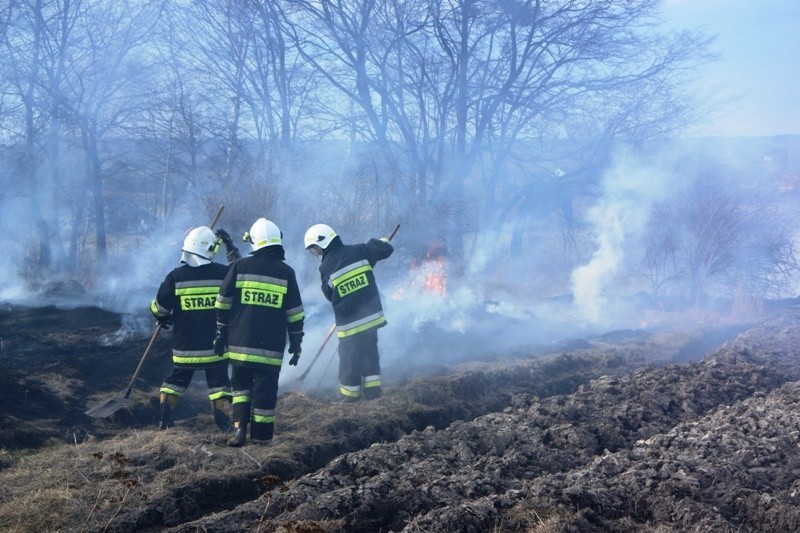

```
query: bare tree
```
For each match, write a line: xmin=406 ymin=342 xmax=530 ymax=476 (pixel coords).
xmin=246 ymin=0 xmax=311 ymax=148
xmin=38 ymin=0 xmax=84 ymax=271
xmin=643 ymin=171 xmax=800 ymax=307
xmin=280 ymin=0 xmax=457 ymax=252
xmin=282 ymin=0 xmax=713 ymax=265
xmin=146 ymin=5 xmax=212 ymax=231
xmin=283 ymin=0 xmax=440 ymax=188
xmin=1 ymin=0 xmax=63 ymax=270
xmin=0 ymin=0 xmax=727 ymax=291
xmin=432 ymin=0 xmax=713 ymax=260
xmin=60 ymin=0 xmax=163 ymax=261
xmin=0 ymin=0 xmax=164 ymax=269
xmin=171 ymin=0 xmax=254 ymax=187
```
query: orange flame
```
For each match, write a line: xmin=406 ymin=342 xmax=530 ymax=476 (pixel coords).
xmin=393 ymin=242 xmax=448 ymax=299
xmin=421 ymin=258 xmax=447 ymax=294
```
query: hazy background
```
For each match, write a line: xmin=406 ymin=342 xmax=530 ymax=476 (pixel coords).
xmin=0 ymin=0 xmax=798 ymax=389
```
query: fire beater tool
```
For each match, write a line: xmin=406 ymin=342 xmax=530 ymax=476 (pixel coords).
xmin=85 ymin=205 xmax=225 ymax=418
xmin=296 ymin=223 xmax=400 ymax=385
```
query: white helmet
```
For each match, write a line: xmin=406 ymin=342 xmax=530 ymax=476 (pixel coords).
xmin=181 ymin=226 xmax=217 ymax=266
xmin=304 ymin=224 xmax=337 ymax=251
xmin=245 ymin=218 xmax=282 ymax=251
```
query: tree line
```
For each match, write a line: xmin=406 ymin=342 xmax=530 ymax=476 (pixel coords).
xmin=6 ymin=0 xmax=791 ymax=307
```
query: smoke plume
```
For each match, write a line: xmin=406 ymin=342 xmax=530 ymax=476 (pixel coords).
xmin=571 ymin=148 xmax=673 ymax=324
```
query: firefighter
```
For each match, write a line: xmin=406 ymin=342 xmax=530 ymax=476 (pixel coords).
xmin=150 ymin=225 xmax=241 ymax=431
xmin=303 ymin=224 xmax=393 ymax=402
xmin=214 ymin=218 xmax=304 ymax=447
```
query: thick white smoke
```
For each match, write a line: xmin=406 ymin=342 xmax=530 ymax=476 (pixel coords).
xmin=0 ymin=195 xmax=33 ymax=301
xmin=571 ymin=148 xmax=673 ymax=324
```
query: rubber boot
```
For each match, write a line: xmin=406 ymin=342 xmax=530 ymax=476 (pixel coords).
xmin=228 ymin=400 xmax=251 ymax=447
xmin=159 ymin=393 xmax=179 ymax=430
xmin=159 ymin=403 xmax=172 ymax=430
xmin=363 ymin=386 xmax=382 ymax=401
xmin=211 ymin=398 xmax=232 ymax=433
xmin=227 ymin=421 xmax=248 ymax=447
xmin=250 ymin=421 xmax=274 ymax=444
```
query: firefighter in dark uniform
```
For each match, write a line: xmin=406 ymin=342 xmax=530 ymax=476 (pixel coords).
xmin=303 ymin=224 xmax=393 ymax=401
xmin=150 ymin=225 xmax=241 ymax=431
xmin=214 ymin=218 xmax=304 ymax=447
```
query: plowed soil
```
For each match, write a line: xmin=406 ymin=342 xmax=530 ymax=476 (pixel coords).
xmin=1 ymin=302 xmax=799 ymax=532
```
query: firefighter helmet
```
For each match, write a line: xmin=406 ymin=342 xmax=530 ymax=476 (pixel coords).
xmin=304 ymin=223 xmax=337 ymax=252
xmin=245 ymin=218 xmax=282 ymax=251
xmin=181 ymin=226 xmax=218 ymax=266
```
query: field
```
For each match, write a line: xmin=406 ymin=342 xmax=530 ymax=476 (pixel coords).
xmin=1 ymin=302 xmax=800 ymax=531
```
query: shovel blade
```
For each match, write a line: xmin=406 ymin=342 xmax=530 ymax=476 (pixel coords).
xmin=84 ymin=395 xmax=132 ymax=418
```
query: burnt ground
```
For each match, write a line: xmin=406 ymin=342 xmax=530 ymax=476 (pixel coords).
xmin=0 ymin=301 xmax=799 ymax=531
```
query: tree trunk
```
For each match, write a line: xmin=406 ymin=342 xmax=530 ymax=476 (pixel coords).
xmin=23 ymin=115 xmax=51 ymax=270
xmin=48 ymin=113 xmax=67 ymax=270
xmin=83 ymin=126 xmax=107 ymax=261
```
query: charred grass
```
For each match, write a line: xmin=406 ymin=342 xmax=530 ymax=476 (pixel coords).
xmin=171 ymin=309 xmax=800 ymax=532
xmin=0 ymin=302 xmax=780 ymax=531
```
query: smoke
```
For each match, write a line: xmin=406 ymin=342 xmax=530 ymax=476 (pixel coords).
xmin=99 ymin=247 xmax=175 ymax=314
xmin=279 ymin=148 xmax=688 ymax=393
xmin=0 ymin=191 xmax=229 ymax=341
xmin=570 ymin=148 xmax=673 ymax=324
xmin=280 ymin=271 xmax=532 ymax=391
xmin=0 ymin=196 xmax=41 ymax=302
xmin=3 ymin=134 xmax=798 ymax=402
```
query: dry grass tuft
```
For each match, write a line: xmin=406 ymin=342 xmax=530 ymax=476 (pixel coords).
xmin=499 ymin=501 xmax=575 ymax=532
xmin=0 ymin=426 xmax=275 ymax=531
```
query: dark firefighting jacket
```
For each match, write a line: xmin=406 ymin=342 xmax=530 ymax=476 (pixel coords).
xmin=150 ymin=262 xmax=229 ymax=368
xmin=215 ymin=246 xmax=304 ymax=367
xmin=318 ymin=237 xmax=393 ymax=338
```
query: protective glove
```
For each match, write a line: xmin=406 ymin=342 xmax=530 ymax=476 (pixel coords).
xmin=288 ymin=332 xmax=302 ymax=366
xmin=213 ymin=325 xmax=228 ymax=356
xmin=154 ymin=314 xmax=173 ymax=331
xmin=215 ymin=228 xmax=235 ymax=248
xmin=215 ymin=228 xmax=241 ymax=262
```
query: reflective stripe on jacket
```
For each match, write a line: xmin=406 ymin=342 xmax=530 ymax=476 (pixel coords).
xmin=152 ymin=262 xmax=229 ymax=367
xmin=318 ymin=237 xmax=393 ymax=337
xmin=216 ymin=246 xmax=304 ymax=366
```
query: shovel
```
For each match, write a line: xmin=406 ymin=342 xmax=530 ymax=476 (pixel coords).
xmin=85 ymin=324 xmax=163 ymax=418
xmin=85 ymin=205 xmax=225 ymax=418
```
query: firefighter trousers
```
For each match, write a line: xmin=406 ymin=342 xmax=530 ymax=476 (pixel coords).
xmin=160 ymin=363 xmax=231 ymax=402
xmin=338 ymin=328 xmax=381 ymax=400
xmin=230 ymin=364 xmax=280 ymax=441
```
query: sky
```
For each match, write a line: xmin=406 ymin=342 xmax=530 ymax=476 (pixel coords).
xmin=662 ymin=0 xmax=800 ymax=137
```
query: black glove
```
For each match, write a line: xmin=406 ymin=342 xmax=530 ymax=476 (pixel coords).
xmin=215 ymin=228 xmax=241 ymax=262
xmin=215 ymin=228 xmax=234 ymax=248
xmin=154 ymin=314 xmax=173 ymax=331
xmin=213 ymin=325 xmax=228 ymax=356
xmin=288 ymin=332 xmax=302 ymax=365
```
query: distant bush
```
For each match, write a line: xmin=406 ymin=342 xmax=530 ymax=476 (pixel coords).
xmin=643 ymin=174 xmax=799 ymax=307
